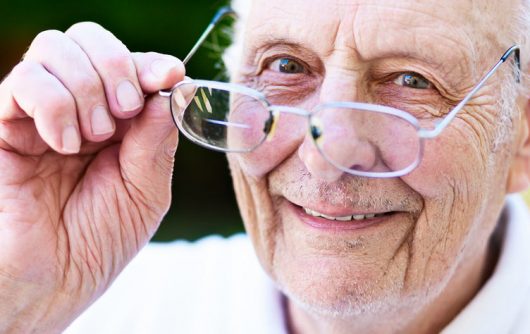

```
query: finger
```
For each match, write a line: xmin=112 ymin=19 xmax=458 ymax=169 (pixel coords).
xmin=8 ymin=61 xmax=81 ymax=154
xmin=0 ymin=72 xmax=26 ymax=121
xmin=65 ymin=22 xmax=144 ymax=119
xmin=0 ymin=72 xmax=48 ymax=155
xmin=131 ymin=52 xmax=185 ymax=93
xmin=24 ymin=30 xmax=115 ymax=142
xmin=119 ymin=94 xmax=178 ymax=216
xmin=0 ymin=118 xmax=49 ymax=155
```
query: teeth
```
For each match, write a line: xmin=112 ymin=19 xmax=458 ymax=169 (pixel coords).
xmin=303 ymin=207 xmax=384 ymax=222
xmin=321 ymin=214 xmax=336 ymax=220
xmin=304 ymin=208 xmax=320 ymax=217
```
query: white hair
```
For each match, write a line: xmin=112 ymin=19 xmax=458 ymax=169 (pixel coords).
xmin=517 ymin=0 xmax=530 ymax=98
xmin=222 ymin=0 xmax=250 ymax=79
xmin=493 ymin=0 xmax=530 ymax=149
xmin=508 ymin=0 xmax=530 ymax=97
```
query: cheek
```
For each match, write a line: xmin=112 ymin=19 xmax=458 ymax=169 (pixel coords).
xmin=234 ymin=113 xmax=308 ymax=177
xmin=403 ymin=124 xmax=487 ymax=198
xmin=399 ymin=123 xmax=501 ymax=285
xmin=401 ymin=127 xmax=484 ymax=238
xmin=227 ymin=154 xmax=282 ymax=277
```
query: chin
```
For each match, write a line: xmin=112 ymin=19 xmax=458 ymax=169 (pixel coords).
xmin=262 ymin=196 xmax=454 ymax=324
xmin=273 ymin=251 xmax=452 ymax=326
xmin=276 ymin=263 xmax=404 ymax=318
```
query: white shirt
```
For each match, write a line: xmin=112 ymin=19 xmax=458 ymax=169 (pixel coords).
xmin=66 ymin=195 xmax=530 ymax=334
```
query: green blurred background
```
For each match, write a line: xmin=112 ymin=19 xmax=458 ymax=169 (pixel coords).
xmin=0 ymin=0 xmax=244 ymax=241
xmin=1 ymin=1 xmax=529 ymax=242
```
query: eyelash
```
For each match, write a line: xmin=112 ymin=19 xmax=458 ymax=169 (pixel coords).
xmin=263 ymin=55 xmax=311 ymax=75
xmin=392 ymin=72 xmax=433 ymax=89
xmin=261 ymin=56 xmax=438 ymax=95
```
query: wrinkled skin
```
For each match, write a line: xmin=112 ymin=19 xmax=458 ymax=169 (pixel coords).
xmin=228 ymin=0 xmax=530 ymax=333
xmin=0 ymin=24 xmax=184 ymax=331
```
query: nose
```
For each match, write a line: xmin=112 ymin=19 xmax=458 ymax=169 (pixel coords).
xmin=297 ymin=72 xmax=378 ymax=182
xmin=298 ymin=109 xmax=378 ymax=182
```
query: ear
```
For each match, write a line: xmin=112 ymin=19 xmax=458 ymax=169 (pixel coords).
xmin=507 ymin=98 xmax=530 ymax=193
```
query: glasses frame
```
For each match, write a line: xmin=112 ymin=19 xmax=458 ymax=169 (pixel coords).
xmin=161 ymin=7 xmax=522 ymax=178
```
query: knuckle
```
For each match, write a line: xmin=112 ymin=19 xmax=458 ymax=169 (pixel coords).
xmin=70 ymin=72 xmax=103 ymax=97
xmin=66 ymin=21 xmax=106 ymax=37
xmin=100 ymin=53 xmax=135 ymax=74
xmin=29 ymin=30 xmax=65 ymax=54
xmin=11 ymin=60 xmax=40 ymax=79
xmin=142 ymin=51 xmax=160 ymax=59
xmin=45 ymin=90 xmax=75 ymax=114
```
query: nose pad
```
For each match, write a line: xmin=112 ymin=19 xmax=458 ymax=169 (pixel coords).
xmin=298 ymin=112 xmax=378 ymax=181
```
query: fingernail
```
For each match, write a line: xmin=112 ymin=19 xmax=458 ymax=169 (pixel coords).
xmin=151 ymin=59 xmax=178 ymax=78
xmin=62 ymin=125 xmax=81 ymax=154
xmin=116 ymin=80 xmax=142 ymax=112
xmin=91 ymin=106 xmax=114 ymax=136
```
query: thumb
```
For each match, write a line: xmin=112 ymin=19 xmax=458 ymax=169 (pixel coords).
xmin=119 ymin=93 xmax=179 ymax=219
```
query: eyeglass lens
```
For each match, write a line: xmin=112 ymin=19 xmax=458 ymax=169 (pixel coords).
xmin=171 ymin=82 xmax=422 ymax=174
xmin=311 ymin=107 xmax=421 ymax=174
xmin=171 ymin=82 xmax=271 ymax=152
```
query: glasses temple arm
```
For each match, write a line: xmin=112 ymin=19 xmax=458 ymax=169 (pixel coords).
xmin=420 ymin=45 xmax=521 ymax=139
xmin=182 ymin=7 xmax=237 ymax=65
xmin=158 ymin=7 xmax=237 ymax=97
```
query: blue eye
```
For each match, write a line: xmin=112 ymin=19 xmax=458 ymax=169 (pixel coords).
xmin=269 ymin=58 xmax=306 ymax=74
xmin=394 ymin=73 xmax=432 ymax=89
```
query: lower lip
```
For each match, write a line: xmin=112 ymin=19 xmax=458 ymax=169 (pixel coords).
xmin=288 ymin=201 xmax=396 ymax=231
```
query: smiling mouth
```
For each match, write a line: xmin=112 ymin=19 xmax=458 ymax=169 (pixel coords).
xmin=302 ymin=207 xmax=394 ymax=222
xmin=287 ymin=200 xmax=400 ymax=231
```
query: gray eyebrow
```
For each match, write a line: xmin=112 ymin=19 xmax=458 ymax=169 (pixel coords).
xmin=248 ymin=35 xmax=472 ymax=92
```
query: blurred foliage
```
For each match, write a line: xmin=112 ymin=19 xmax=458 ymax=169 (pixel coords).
xmin=0 ymin=0 xmax=244 ymax=241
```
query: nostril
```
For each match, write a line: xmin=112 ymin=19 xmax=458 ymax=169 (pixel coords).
xmin=298 ymin=136 xmax=345 ymax=182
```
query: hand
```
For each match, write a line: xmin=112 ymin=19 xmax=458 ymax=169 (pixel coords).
xmin=0 ymin=22 xmax=184 ymax=332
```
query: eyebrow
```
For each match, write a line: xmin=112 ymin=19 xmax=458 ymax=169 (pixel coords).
xmin=370 ymin=48 xmax=474 ymax=89
xmin=248 ymin=35 xmax=474 ymax=91
xmin=248 ymin=37 xmax=319 ymax=62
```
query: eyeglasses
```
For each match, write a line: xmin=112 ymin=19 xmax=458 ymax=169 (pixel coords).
xmin=160 ymin=7 xmax=522 ymax=178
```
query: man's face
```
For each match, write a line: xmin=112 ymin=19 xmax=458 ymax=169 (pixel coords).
xmin=228 ymin=0 xmax=520 ymax=318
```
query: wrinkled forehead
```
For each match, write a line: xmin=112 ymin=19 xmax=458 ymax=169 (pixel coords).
xmin=244 ymin=0 xmax=511 ymax=44
xmin=229 ymin=0 xmax=517 ymax=76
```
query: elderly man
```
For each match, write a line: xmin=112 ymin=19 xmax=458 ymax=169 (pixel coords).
xmin=0 ymin=0 xmax=529 ymax=333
